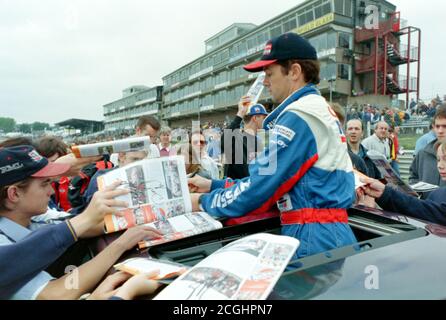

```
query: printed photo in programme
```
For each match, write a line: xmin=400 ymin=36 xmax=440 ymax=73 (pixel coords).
xmin=150 ymin=204 xmax=167 ymax=221
xmin=133 ymin=207 xmax=146 ymax=225
xmin=165 ymin=199 xmax=186 ymax=218
xmin=130 ymin=141 xmax=145 ymax=149
xmin=219 ymin=239 xmax=267 ymax=257
xmin=162 ymin=160 xmax=183 ymax=199
xmin=98 ymin=145 xmax=114 ymax=155
xmin=153 ymin=219 xmax=175 ymax=234
xmin=182 ymin=267 xmax=241 ymax=299
xmin=126 ymin=165 xmax=147 ymax=206
xmin=145 ymin=179 xmax=166 ymax=204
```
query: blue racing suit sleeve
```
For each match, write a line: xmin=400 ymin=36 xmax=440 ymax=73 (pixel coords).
xmin=377 ymin=186 xmax=446 ymax=226
xmin=201 ymin=111 xmax=318 ymax=218
xmin=0 ymin=222 xmax=76 ymax=290
xmin=210 ymin=179 xmax=237 ymax=191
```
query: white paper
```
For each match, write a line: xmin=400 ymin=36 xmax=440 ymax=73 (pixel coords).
xmin=410 ymin=181 xmax=440 ymax=192
xmin=72 ymin=136 xmax=153 ymax=158
xmin=138 ymin=212 xmax=223 ymax=249
xmin=154 ymin=233 xmax=299 ymax=300
xmin=246 ymin=72 xmax=265 ymax=105
xmin=114 ymin=257 xmax=187 ymax=279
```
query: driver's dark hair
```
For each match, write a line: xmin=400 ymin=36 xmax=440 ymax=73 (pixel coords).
xmin=277 ymin=59 xmax=321 ymax=85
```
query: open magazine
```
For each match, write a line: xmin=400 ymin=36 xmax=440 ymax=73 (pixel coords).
xmin=366 ymin=150 xmax=419 ymax=197
xmin=71 ymin=136 xmax=152 ymax=158
xmin=154 ymin=233 xmax=300 ymax=300
xmin=97 ymin=156 xmax=223 ymax=248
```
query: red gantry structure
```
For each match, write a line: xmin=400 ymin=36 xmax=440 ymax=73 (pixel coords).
xmin=355 ymin=12 xmax=421 ymax=109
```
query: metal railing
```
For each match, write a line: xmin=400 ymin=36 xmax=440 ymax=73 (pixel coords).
xmin=399 ymin=150 xmax=414 ymax=182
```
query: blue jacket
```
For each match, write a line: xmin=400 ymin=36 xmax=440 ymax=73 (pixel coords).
xmin=201 ymin=85 xmax=356 ymax=259
xmin=378 ymin=186 xmax=446 ymax=226
xmin=0 ymin=222 xmax=76 ymax=297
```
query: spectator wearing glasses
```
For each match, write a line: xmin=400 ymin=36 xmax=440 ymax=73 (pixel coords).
xmin=109 ymin=116 xmax=160 ymax=166
xmin=191 ymin=132 xmax=220 ymax=179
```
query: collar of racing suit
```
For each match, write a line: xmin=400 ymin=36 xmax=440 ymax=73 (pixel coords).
xmin=263 ymin=84 xmax=320 ymax=131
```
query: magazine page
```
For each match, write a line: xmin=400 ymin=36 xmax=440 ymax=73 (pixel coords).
xmin=410 ymin=181 xmax=440 ymax=193
xmin=98 ymin=156 xmax=193 ymax=233
xmin=366 ymin=150 xmax=418 ymax=197
xmin=154 ymin=233 xmax=299 ymax=300
xmin=138 ymin=212 xmax=223 ymax=249
xmin=353 ymin=170 xmax=367 ymax=190
xmin=114 ymin=257 xmax=188 ymax=280
xmin=246 ymin=72 xmax=265 ymax=105
xmin=71 ymin=136 xmax=152 ymax=158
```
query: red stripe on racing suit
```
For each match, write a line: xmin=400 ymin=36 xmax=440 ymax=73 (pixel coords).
xmin=281 ymin=208 xmax=349 ymax=225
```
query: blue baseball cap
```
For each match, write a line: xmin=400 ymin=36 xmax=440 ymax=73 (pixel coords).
xmin=247 ymin=104 xmax=268 ymax=116
xmin=244 ymin=32 xmax=318 ymax=73
xmin=0 ymin=145 xmax=70 ymax=187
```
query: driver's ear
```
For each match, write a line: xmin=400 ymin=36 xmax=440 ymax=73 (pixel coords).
xmin=290 ymin=62 xmax=302 ymax=80
xmin=6 ymin=186 xmax=20 ymax=204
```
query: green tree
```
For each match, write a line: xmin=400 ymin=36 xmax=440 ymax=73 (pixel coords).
xmin=31 ymin=122 xmax=50 ymax=132
xmin=0 ymin=117 xmax=17 ymax=133
xmin=18 ymin=123 xmax=32 ymax=133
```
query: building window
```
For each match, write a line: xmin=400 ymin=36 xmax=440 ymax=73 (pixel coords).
xmin=320 ymin=62 xmax=337 ymax=80
xmin=322 ymin=1 xmax=332 ymax=15
xmin=334 ymin=0 xmax=352 ymax=17
xmin=270 ymin=24 xmax=282 ymax=38
xmin=327 ymin=32 xmax=337 ymax=49
xmin=338 ymin=64 xmax=351 ymax=80
xmin=334 ymin=0 xmax=343 ymax=15
xmin=305 ymin=9 xmax=314 ymax=24
xmin=339 ymin=32 xmax=352 ymax=49
xmin=345 ymin=0 xmax=352 ymax=17
xmin=283 ymin=17 xmax=297 ymax=32
xmin=257 ymin=31 xmax=269 ymax=46
xmin=247 ymin=36 xmax=256 ymax=50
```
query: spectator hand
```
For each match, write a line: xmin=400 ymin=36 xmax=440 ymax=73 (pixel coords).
xmin=359 ymin=177 xmax=386 ymax=199
xmin=188 ymin=175 xmax=211 ymax=193
xmin=237 ymin=96 xmax=251 ymax=118
xmin=114 ymin=271 xmax=161 ymax=300
xmin=88 ymin=271 xmax=161 ymax=300
xmin=113 ymin=225 xmax=164 ymax=252
xmin=190 ymin=193 xmax=203 ymax=212
xmin=88 ymin=271 xmax=132 ymax=300
xmin=69 ymin=180 xmax=131 ymax=238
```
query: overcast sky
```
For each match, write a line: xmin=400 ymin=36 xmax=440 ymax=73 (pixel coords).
xmin=0 ymin=0 xmax=443 ymax=125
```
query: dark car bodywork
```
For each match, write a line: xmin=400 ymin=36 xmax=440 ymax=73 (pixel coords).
xmin=146 ymin=205 xmax=446 ymax=300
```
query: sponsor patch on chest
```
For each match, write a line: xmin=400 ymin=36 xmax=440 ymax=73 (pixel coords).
xmin=273 ymin=125 xmax=296 ymax=141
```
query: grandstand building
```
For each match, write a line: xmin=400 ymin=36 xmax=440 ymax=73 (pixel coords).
xmin=103 ymin=0 xmax=420 ymax=129
xmin=103 ymin=85 xmax=163 ymax=132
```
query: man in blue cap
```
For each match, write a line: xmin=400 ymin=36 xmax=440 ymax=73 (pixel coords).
xmin=190 ymin=33 xmax=356 ymax=260
xmin=221 ymin=100 xmax=269 ymax=180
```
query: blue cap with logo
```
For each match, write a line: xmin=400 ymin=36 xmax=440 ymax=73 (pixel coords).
xmin=244 ymin=32 xmax=318 ymax=73
xmin=0 ymin=145 xmax=70 ymax=187
xmin=247 ymin=104 xmax=268 ymax=116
